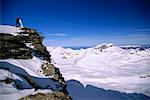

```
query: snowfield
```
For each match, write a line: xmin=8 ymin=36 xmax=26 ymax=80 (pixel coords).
xmin=0 ymin=57 xmax=55 ymax=100
xmin=0 ymin=57 xmax=46 ymax=78
xmin=47 ymin=44 xmax=150 ymax=96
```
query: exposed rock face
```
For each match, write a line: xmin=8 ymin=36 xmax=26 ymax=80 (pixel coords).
xmin=0 ymin=26 xmax=71 ymax=99
xmin=19 ymin=27 xmax=51 ymax=62
xmin=0 ymin=33 xmax=32 ymax=59
xmin=20 ymin=92 xmax=70 ymax=100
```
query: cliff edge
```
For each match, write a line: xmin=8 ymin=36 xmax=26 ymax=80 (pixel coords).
xmin=0 ymin=25 xmax=71 ymax=100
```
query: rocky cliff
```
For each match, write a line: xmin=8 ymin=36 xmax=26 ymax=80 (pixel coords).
xmin=0 ymin=25 xmax=71 ymax=100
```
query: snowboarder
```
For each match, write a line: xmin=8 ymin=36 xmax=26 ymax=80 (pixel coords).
xmin=15 ymin=17 xmax=24 ymax=28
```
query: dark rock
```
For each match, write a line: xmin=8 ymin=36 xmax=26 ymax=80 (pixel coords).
xmin=20 ymin=91 xmax=71 ymax=100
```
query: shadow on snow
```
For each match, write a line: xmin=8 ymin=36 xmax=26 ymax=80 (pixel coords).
xmin=66 ymin=80 xmax=150 ymax=100
xmin=0 ymin=62 xmax=150 ymax=100
xmin=0 ymin=62 xmax=64 ymax=91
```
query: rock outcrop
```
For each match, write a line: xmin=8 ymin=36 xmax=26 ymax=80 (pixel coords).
xmin=0 ymin=25 xmax=71 ymax=99
xmin=0 ymin=33 xmax=32 ymax=59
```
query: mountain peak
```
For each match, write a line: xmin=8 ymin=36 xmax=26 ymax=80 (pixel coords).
xmin=0 ymin=25 xmax=71 ymax=100
xmin=94 ymin=43 xmax=114 ymax=49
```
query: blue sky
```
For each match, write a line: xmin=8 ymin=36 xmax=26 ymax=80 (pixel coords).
xmin=1 ymin=0 xmax=150 ymax=47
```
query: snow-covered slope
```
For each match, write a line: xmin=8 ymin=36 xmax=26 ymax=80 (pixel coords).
xmin=0 ymin=57 xmax=65 ymax=99
xmin=47 ymin=44 xmax=150 ymax=96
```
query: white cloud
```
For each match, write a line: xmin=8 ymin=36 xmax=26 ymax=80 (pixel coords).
xmin=132 ymin=29 xmax=150 ymax=32
xmin=135 ymin=29 xmax=150 ymax=31
xmin=46 ymin=33 xmax=68 ymax=37
xmin=43 ymin=34 xmax=150 ymax=47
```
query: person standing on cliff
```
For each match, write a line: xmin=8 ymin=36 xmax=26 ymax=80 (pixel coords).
xmin=15 ymin=17 xmax=24 ymax=28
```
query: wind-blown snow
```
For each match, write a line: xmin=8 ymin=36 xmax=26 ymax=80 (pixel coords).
xmin=0 ymin=57 xmax=56 ymax=100
xmin=0 ymin=69 xmax=52 ymax=100
xmin=0 ymin=25 xmax=23 ymax=36
xmin=47 ymin=44 xmax=150 ymax=96
xmin=0 ymin=57 xmax=46 ymax=78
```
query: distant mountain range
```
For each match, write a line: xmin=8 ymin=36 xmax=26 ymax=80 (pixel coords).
xmin=64 ymin=45 xmax=150 ymax=50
